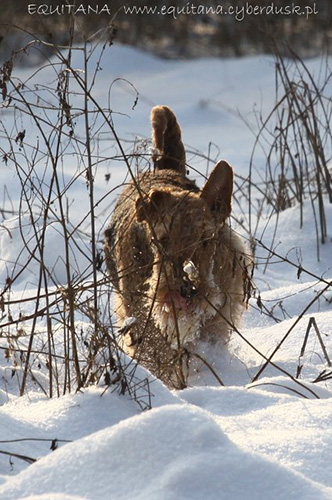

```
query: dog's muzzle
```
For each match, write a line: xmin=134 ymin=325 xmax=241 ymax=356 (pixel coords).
xmin=160 ymin=260 xmax=199 ymax=314
xmin=161 ymin=290 xmax=195 ymax=314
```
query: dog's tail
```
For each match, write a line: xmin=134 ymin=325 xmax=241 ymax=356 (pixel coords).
xmin=151 ymin=105 xmax=186 ymax=175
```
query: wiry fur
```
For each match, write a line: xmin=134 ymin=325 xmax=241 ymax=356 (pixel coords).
xmin=104 ymin=106 xmax=252 ymax=388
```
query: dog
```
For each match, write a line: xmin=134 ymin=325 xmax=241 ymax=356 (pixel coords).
xmin=104 ymin=105 xmax=252 ymax=388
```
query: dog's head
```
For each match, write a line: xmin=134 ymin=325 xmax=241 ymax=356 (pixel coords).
xmin=135 ymin=160 xmax=234 ymax=340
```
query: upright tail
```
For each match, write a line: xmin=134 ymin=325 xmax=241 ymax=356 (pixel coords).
xmin=151 ymin=105 xmax=186 ymax=175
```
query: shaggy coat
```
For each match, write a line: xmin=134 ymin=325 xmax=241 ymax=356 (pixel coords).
xmin=104 ymin=105 xmax=252 ymax=388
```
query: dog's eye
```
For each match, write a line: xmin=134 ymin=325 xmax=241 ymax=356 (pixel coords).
xmin=201 ymin=234 xmax=213 ymax=248
xmin=159 ymin=235 xmax=168 ymax=248
xmin=152 ymin=235 xmax=168 ymax=250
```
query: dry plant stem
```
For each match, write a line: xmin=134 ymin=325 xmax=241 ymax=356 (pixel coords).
xmin=16 ymin=158 xmax=58 ymax=396
xmin=297 ymin=316 xmax=331 ymax=379
xmin=311 ymin=318 xmax=332 ymax=367
xmin=256 ymin=238 xmax=332 ymax=286
xmin=78 ymin=41 xmax=100 ymax=386
xmin=0 ymin=278 xmax=110 ymax=329
xmin=56 ymin=45 xmax=83 ymax=392
xmin=276 ymin=54 xmax=327 ymax=243
xmin=0 ymin=437 xmax=71 ymax=444
xmin=0 ymin=450 xmax=36 ymax=465
xmin=0 ymin=345 xmax=80 ymax=362
xmin=0 ymin=298 xmax=61 ymax=330
xmin=196 ymin=288 xmax=319 ymax=398
xmin=191 ymin=352 xmax=225 ymax=386
xmin=251 ymin=281 xmax=332 ymax=384
xmin=247 ymin=381 xmax=310 ymax=398
xmin=248 ymin=47 xmax=331 ymax=263
xmin=15 ymin=49 xmax=82 ymax=395
xmin=1 ymin=28 xmax=156 ymax=402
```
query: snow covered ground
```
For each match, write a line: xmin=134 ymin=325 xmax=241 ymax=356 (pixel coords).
xmin=0 ymin=42 xmax=332 ymax=499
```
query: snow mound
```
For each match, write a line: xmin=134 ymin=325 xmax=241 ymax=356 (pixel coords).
xmin=1 ymin=404 xmax=331 ymax=500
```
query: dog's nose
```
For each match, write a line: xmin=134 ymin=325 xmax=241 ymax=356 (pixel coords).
xmin=180 ymin=280 xmax=198 ymax=299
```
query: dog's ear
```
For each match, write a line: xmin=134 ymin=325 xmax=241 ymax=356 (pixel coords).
xmin=200 ymin=160 xmax=233 ymax=218
xmin=136 ymin=190 xmax=171 ymax=222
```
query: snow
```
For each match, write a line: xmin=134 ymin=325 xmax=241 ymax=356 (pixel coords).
xmin=3 ymin=403 xmax=332 ymax=500
xmin=1 ymin=42 xmax=332 ymax=499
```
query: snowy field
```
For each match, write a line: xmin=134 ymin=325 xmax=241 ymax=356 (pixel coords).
xmin=0 ymin=42 xmax=332 ymax=499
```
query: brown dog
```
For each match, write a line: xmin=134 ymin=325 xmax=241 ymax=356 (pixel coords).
xmin=104 ymin=106 xmax=252 ymax=388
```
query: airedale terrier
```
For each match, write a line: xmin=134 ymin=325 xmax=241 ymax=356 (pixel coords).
xmin=104 ymin=105 xmax=252 ymax=388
